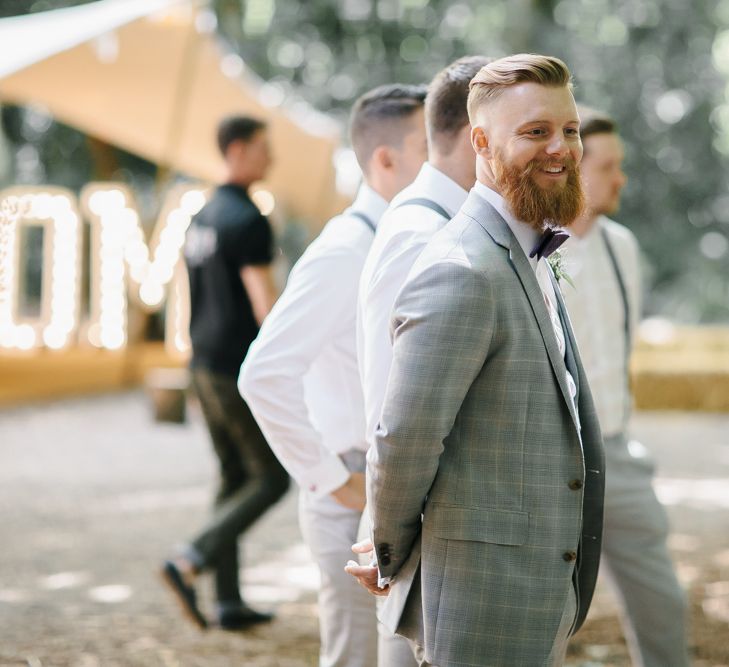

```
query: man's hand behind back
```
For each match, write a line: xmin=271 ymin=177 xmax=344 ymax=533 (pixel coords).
xmin=330 ymin=472 xmax=366 ymax=511
xmin=344 ymin=539 xmax=390 ymax=596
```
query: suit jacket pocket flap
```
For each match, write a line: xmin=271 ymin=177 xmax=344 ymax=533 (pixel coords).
xmin=426 ymin=503 xmax=529 ymax=546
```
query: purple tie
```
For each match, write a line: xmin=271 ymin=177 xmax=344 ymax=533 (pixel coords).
xmin=529 ymin=228 xmax=570 ymax=260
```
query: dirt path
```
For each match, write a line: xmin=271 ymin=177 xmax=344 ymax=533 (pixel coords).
xmin=0 ymin=393 xmax=726 ymax=666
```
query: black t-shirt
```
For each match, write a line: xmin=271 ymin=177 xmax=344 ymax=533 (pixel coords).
xmin=184 ymin=183 xmax=273 ymax=377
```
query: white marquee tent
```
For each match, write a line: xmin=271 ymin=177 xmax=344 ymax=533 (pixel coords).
xmin=0 ymin=0 xmax=347 ymax=223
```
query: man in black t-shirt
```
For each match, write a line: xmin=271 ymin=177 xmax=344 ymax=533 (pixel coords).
xmin=185 ymin=181 xmax=273 ymax=374
xmin=161 ymin=116 xmax=289 ymax=631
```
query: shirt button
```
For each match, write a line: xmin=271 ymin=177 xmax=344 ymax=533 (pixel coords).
xmin=568 ymin=479 xmax=583 ymax=490
xmin=563 ymin=550 xmax=577 ymax=562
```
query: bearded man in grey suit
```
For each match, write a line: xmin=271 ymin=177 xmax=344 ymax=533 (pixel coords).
xmin=362 ymin=55 xmax=606 ymax=666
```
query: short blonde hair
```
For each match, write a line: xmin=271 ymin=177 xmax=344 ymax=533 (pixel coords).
xmin=467 ymin=54 xmax=573 ymax=124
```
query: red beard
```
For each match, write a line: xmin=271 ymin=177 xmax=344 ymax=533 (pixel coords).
xmin=492 ymin=152 xmax=584 ymax=231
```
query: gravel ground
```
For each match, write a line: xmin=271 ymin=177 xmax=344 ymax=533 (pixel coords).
xmin=0 ymin=391 xmax=727 ymax=666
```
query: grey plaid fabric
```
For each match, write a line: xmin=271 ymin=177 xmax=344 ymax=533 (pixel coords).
xmin=367 ymin=190 xmax=605 ymax=666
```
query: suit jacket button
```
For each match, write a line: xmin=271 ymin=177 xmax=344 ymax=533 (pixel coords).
xmin=380 ymin=555 xmax=391 ymax=566
xmin=568 ymin=479 xmax=583 ymax=490
xmin=563 ymin=550 xmax=577 ymax=562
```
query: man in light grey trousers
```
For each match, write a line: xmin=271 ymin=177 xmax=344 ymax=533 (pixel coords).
xmin=561 ymin=106 xmax=689 ymax=667
xmin=351 ymin=55 xmax=606 ymax=666
xmin=240 ymin=84 xmax=428 ymax=667
xmin=353 ymin=55 xmax=492 ymax=667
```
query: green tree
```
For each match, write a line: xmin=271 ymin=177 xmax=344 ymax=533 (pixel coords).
xmin=213 ymin=0 xmax=728 ymax=322
xmin=2 ymin=0 xmax=728 ymax=321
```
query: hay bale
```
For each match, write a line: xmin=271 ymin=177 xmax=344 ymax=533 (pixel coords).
xmin=632 ymin=324 xmax=729 ymax=412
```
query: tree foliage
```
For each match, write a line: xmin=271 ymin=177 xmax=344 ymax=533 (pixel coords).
xmin=2 ymin=0 xmax=728 ymax=321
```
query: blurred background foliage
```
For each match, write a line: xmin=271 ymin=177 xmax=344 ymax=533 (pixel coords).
xmin=1 ymin=0 xmax=728 ymax=322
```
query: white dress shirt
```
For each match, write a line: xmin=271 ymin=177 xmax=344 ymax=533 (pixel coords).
xmin=474 ymin=181 xmax=579 ymax=417
xmin=357 ymin=162 xmax=468 ymax=446
xmin=561 ymin=216 xmax=641 ymax=437
xmin=239 ymin=185 xmax=388 ymax=498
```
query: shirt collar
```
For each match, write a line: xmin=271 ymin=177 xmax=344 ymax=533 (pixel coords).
xmin=349 ymin=183 xmax=389 ymax=228
xmin=391 ymin=162 xmax=469 ymax=217
xmin=473 ymin=180 xmax=542 ymax=270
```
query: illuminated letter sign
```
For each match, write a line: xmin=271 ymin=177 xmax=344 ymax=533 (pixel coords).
xmin=80 ymin=182 xmax=207 ymax=352
xmin=0 ymin=183 xmax=207 ymax=354
xmin=0 ymin=187 xmax=81 ymax=351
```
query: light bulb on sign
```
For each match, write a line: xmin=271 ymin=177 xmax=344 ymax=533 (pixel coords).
xmin=16 ymin=323 xmax=36 ymax=350
xmin=139 ymin=281 xmax=164 ymax=308
xmin=180 ymin=190 xmax=206 ymax=216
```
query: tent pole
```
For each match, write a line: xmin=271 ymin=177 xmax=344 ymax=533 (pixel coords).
xmin=156 ymin=0 xmax=207 ymax=194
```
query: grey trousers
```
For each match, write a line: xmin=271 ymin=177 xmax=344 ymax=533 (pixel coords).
xmin=378 ymin=593 xmax=420 ymax=667
xmin=298 ymin=450 xmax=377 ymax=667
xmin=602 ymin=433 xmax=689 ymax=667
xmin=357 ymin=504 xmax=420 ymax=667
xmin=186 ymin=368 xmax=290 ymax=607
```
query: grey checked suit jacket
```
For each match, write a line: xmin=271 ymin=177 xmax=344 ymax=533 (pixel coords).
xmin=366 ymin=190 xmax=605 ymax=666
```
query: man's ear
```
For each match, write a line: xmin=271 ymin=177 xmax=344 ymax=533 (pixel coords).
xmin=471 ymin=126 xmax=490 ymax=158
xmin=371 ymin=145 xmax=394 ymax=172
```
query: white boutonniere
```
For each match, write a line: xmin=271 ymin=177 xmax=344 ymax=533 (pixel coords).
xmin=547 ymin=249 xmax=575 ymax=288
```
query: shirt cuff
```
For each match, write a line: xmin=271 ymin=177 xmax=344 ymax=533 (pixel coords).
xmin=298 ymin=452 xmax=351 ymax=498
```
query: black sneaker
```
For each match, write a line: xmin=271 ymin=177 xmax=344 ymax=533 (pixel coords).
xmin=160 ymin=560 xmax=208 ymax=630
xmin=217 ymin=605 xmax=274 ymax=631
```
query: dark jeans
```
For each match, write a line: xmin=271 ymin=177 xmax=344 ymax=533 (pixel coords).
xmin=187 ymin=368 xmax=290 ymax=607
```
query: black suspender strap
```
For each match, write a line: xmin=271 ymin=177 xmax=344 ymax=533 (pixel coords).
xmin=351 ymin=198 xmax=449 ymax=233
xmin=600 ymin=224 xmax=633 ymax=429
xmin=350 ymin=211 xmax=376 ymax=233
xmin=395 ymin=197 xmax=450 ymax=220
xmin=600 ymin=226 xmax=631 ymax=346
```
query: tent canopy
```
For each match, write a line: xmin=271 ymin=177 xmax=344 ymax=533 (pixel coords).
xmin=0 ymin=0 xmax=347 ymax=224
xmin=0 ymin=0 xmax=182 ymax=79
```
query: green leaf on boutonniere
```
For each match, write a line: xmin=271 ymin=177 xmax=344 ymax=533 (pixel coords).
xmin=547 ymin=249 xmax=575 ymax=289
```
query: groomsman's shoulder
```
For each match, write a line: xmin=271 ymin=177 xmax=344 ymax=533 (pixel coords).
xmin=304 ymin=212 xmax=374 ymax=260
xmin=601 ymin=216 xmax=638 ymax=246
xmin=600 ymin=216 xmax=641 ymax=263
xmin=404 ymin=211 xmax=513 ymax=298
xmin=418 ymin=209 xmax=509 ymax=265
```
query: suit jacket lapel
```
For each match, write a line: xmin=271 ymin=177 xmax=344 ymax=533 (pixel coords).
xmin=462 ymin=191 xmax=581 ymax=432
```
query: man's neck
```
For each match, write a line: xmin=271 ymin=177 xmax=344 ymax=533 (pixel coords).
xmin=430 ymin=152 xmax=475 ymax=191
xmin=475 ymin=173 xmax=500 ymax=194
xmin=570 ymin=211 xmax=599 ymax=238
xmin=363 ymin=178 xmax=392 ymax=204
xmin=224 ymin=170 xmax=253 ymax=189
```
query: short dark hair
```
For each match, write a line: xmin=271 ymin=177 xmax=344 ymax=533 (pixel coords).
xmin=577 ymin=105 xmax=617 ymax=143
xmin=349 ymin=83 xmax=427 ymax=172
xmin=427 ymin=55 xmax=493 ymax=154
xmin=217 ymin=115 xmax=267 ymax=155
